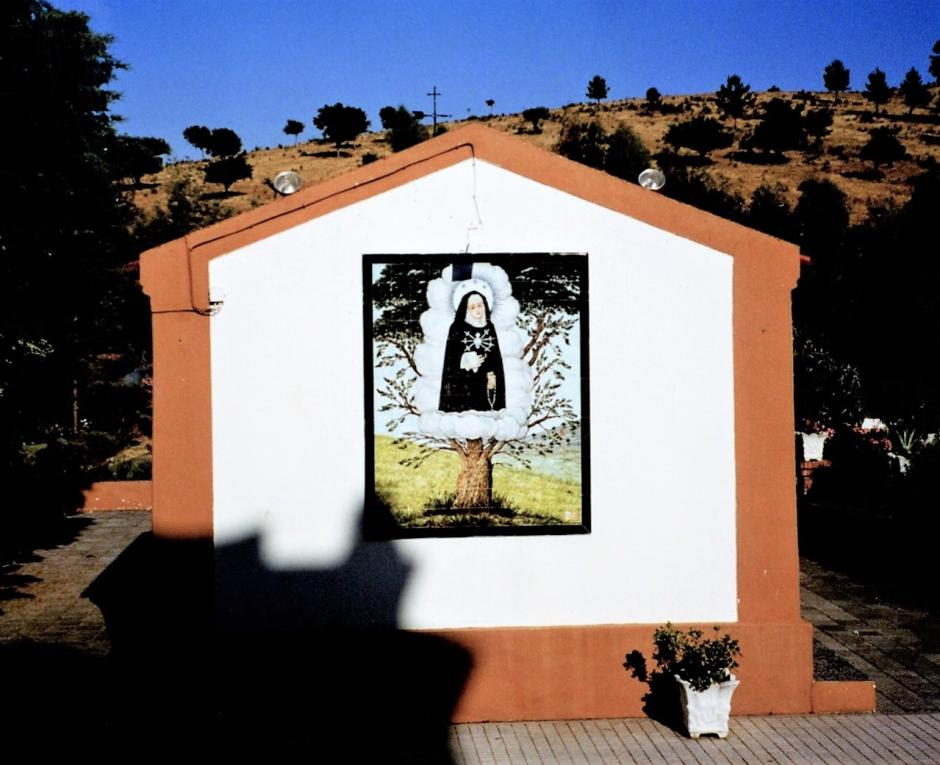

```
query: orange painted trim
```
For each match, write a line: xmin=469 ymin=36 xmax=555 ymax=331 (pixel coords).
xmin=431 ymin=620 xmax=813 ymax=722
xmin=811 ymin=681 xmax=877 ymax=714
xmin=80 ymin=480 xmax=152 ymax=512
xmin=149 ymin=311 xmax=213 ymax=538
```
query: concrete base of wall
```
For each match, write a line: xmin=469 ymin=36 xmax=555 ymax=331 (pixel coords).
xmin=81 ymin=480 xmax=152 ymax=512
xmin=811 ymin=680 xmax=877 ymax=714
xmin=433 ymin=619 xmax=817 ymax=722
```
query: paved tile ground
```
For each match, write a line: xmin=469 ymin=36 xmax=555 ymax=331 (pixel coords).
xmin=800 ymin=558 xmax=940 ymax=715
xmin=3 ymin=512 xmax=940 ymax=763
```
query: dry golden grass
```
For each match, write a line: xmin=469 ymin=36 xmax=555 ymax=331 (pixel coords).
xmin=134 ymin=88 xmax=940 ymax=225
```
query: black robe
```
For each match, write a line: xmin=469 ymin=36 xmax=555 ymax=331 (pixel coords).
xmin=438 ymin=319 xmax=506 ymax=413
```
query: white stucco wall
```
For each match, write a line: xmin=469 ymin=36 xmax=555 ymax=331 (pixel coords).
xmin=209 ymin=158 xmax=738 ymax=628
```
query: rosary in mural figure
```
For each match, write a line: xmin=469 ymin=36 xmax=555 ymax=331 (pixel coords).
xmin=439 ymin=291 xmax=506 ymax=412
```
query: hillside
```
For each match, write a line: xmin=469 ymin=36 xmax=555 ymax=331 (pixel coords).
xmin=133 ymin=88 xmax=940 ymax=228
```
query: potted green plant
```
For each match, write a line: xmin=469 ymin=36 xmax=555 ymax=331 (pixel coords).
xmin=624 ymin=623 xmax=741 ymax=739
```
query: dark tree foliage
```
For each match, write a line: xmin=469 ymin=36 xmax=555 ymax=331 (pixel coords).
xmin=657 ymin=162 xmax=746 ymax=223
xmin=207 ymin=127 xmax=243 ymax=158
xmin=556 ymin=121 xmax=651 ymax=184
xmin=379 ymin=105 xmax=428 ymax=152
xmin=859 ymin=127 xmax=906 ymax=168
xmin=112 ymin=135 xmax=171 ymax=185
xmin=746 ymin=183 xmax=796 ymax=242
xmin=645 ymin=87 xmax=662 ymax=109
xmin=521 ymin=106 xmax=551 ymax=133
xmin=663 ymin=116 xmax=734 ymax=157
xmin=862 ymin=68 xmax=893 ymax=114
xmin=204 ymin=154 xmax=253 ymax=192
xmin=183 ymin=125 xmax=212 ymax=157
xmin=714 ymin=74 xmax=755 ymax=127
xmin=133 ymin=172 xmax=234 ymax=252
xmin=603 ymin=125 xmax=652 ymax=182
xmin=803 ymin=109 xmax=834 ymax=148
xmin=586 ymin=75 xmax=609 ymax=104
xmin=744 ymin=97 xmax=807 ymax=153
xmin=485 ymin=98 xmax=495 ymax=113
xmin=556 ymin=120 xmax=607 ymax=168
xmin=930 ymin=39 xmax=940 ymax=84
xmin=823 ymin=59 xmax=851 ymax=102
xmin=795 ymin=178 xmax=849 ymax=263
xmin=1 ymin=0 xmax=151 ymax=544
xmin=283 ymin=118 xmax=304 ymax=144
xmin=314 ymin=102 xmax=370 ymax=151
xmin=897 ymin=67 xmax=931 ymax=114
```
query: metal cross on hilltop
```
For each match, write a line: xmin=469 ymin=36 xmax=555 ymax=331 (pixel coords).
xmin=426 ymin=86 xmax=451 ymax=136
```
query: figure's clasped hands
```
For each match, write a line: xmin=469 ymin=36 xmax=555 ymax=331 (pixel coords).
xmin=460 ymin=352 xmax=484 ymax=372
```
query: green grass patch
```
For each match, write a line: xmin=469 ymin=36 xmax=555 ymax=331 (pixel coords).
xmin=374 ymin=434 xmax=582 ymax=527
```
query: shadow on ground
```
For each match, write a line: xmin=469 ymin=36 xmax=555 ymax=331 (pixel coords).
xmin=1 ymin=507 xmax=471 ymax=761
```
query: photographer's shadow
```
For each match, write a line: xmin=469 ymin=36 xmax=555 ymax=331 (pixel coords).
xmin=88 ymin=505 xmax=472 ymax=760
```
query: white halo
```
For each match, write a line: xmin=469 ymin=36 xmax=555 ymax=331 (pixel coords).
xmin=451 ymin=278 xmax=494 ymax=311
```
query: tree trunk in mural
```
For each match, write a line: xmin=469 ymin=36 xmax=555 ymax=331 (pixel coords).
xmin=454 ymin=438 xmax=493 ymax=509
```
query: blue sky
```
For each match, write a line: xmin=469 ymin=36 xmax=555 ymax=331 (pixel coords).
xmin=59 ymin=0 xmax=940 ymax=159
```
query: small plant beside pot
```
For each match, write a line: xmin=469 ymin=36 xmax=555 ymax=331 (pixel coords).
xmin=624 ymin=623 xmax=741 ymax=739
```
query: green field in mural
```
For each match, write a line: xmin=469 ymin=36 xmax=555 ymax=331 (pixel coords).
xmin=374 ymin=435 xmax=582 ymax=528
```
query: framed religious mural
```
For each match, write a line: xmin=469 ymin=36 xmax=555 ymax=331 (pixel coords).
xmin=363 ymin=254 xmax=590 ymax=538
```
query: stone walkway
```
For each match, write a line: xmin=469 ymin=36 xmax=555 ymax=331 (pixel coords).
xmin=2 ymin=512 xmax=940 ymax=763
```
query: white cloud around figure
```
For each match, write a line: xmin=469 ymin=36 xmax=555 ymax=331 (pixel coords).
xmin=413 ymin=263 xmax=533 ymax=441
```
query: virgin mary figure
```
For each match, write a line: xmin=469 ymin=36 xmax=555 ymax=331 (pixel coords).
xmin=438 ymin=290 xmax=506 ymax=412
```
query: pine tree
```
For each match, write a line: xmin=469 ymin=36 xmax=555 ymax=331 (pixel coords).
xmin=715 ymin=75 xmax=755 ymax=128
xmin=586 ymin=75 xmax=609 ymax=105
xmin=898 ymin=67 xmax=931 ymax=114
xmin=823 ymin=59 xmax=850 ymax=102
xmin=862 ymin=68 xmax=893 ymax=114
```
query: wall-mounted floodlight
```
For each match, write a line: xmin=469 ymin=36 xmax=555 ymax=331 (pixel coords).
xmin=638 ymin=168 xmax=666 ymax=191
xmin=272 ymin=170 xmax=303 ymax=195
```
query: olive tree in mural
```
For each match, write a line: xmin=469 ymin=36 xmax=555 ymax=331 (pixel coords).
xmin=367 ymin=254 xmax=588 ymax=535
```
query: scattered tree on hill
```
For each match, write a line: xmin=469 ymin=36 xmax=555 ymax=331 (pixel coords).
xmin=206 ymin=127 xmax=242 ymax=158
xmin=378 ymin=105 xmax=428 ymax=152
xmin=898 ymin=68 xmax=931 ymax=114
xmin=862 ymin=68 xmax=893 ymax=114
xmin=203 ymin=154 xmax=253 ymax=193
xmin=183 ymin=125 xmax=212 ymax=157
xmin=663 ymin=116 xmax=734 ymax=157
xmin=521 ymin=106 xmax=551 ymax=133
xmin=804 ymin=109 xmax=834 ymax=150
xmin=603 ymin=124 xmax=652 ymax=182
xmin=645 ymin=87 xmax=662 ymax=110
xmin=744 ymin=97 xmax=807 ymax=154
xmin=930 ymin=40 xmax=940 ymax=84
xmin=283 ymin=119 xmax=304 ymax=145
xmin=485 ymin=98 xmax=495 ymax=115
xmin=823 ymin=59 xmax=851 ymax=102
xmin=715 ymin=74 xmax=755 ymax=128
xmin=112 ymin=135 xmax=171 ymax=185
xmin=556 ymin=120 xmax=650 ymax=184
xmin=586 ymin=75 xmax=609 ymax=105
xmin=746 ymin=183 xmax=796 ymax=242
xmin=556 ymin=120 xmax=607 ymax=168
xmin=859 ymin=127 xmax=906 ymax=168
xmin=314 ymin=102 xmax=370 ymax=153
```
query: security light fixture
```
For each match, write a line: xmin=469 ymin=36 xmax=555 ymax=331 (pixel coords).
xmin=638 ymin=168 xmax=666 ymax=191
xmin=272 ymin=170 xmax=303 ymax=195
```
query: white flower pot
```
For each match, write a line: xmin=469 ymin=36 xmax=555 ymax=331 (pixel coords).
xmin=675 ymin=674 xmax=739 ymax=739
